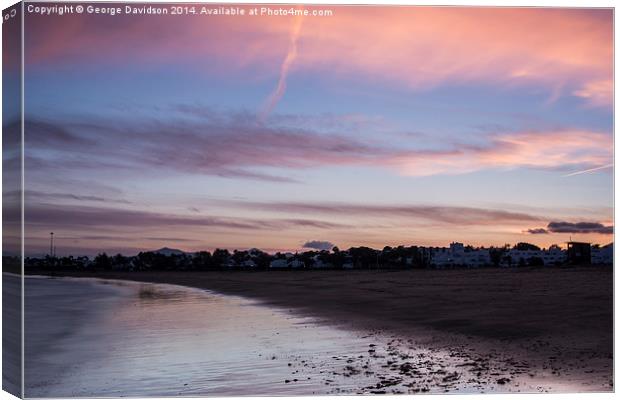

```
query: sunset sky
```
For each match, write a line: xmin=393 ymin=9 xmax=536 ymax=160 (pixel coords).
xmin=11 ymin=5 xmax=613 ymax=256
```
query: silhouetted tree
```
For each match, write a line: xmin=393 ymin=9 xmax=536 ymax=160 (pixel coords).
xmin=514 ymin=242 xmax=541 ymax=251
xmin=94 ymin=253 xmax=111 ymax=270
xmin=192 ymin=251 xmax=213 ymax=270
xmin=489 ymin=247 xmax=506 ymax=267
xmin=212 ymin=248 xmax=231 ymax=268
xmin=330 ymin=246 xmax=346 ymax=268
xmin=349 ymin=247 xmax=379 ymax=269
xmin=528 ymin=256 xmax=544 ymax=267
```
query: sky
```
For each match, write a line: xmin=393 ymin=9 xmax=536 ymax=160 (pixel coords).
xmin=9 ymin=5 xmax=613 ymax=256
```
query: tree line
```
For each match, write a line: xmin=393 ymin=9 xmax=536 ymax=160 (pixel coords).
xmin=10 ymin=242 xmax=556 ymax=272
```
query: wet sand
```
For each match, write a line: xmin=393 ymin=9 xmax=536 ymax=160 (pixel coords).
xmin=30 ymin=267 xmax=613 ymax=393
xmin=24 ymin=276 xmax=556 ymax=396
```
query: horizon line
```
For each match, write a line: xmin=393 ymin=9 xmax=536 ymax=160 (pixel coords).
xmin=11 ymin=239 xmax=615 ymax=259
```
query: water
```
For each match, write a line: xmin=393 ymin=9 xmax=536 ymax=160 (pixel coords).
xmin=25 ymin=276 xmax=393 ymax=397
xmin=22 ymin=276 xmax=610 ymax=397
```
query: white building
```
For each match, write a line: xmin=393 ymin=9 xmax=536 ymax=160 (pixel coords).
xmin=430 ymin=243 xmax=571 ymax=268
xmin=541 ymin=245 xmax=565 ymax=266
xmin=269 ymin=258 xmax=305 ymax=268
xmin=592 ymin=243 xmax=613 ymax=265
xmin=269 ymin=259 xmax=288 ymax=268
xmin=430 ymin=243 xmax=490 ymax=268
xmin=504 ymin=249 xmax=542 ymax=267
xmin=502 ymin=246 xmax=567 ymax=267
xmin=463 ymin=248 xmax=491 ymax=267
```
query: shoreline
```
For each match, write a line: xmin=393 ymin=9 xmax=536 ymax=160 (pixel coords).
xmin=26 ymin=268 xmax=612 ymax=335
xmin=23 ymin=275 xmax=134 ymax=397
xmin=23 ymin=267 xmax=613 ymax=391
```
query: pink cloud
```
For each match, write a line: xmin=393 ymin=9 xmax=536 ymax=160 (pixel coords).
xmin=25 ymin=7 xmax=613 ymax=107
xmin=572 ymin=79 xmax=613 ymax=108
xmin=389 ymin=130 xmax=612 ymax=176
xmin=298 ymin=8 xmax=612 ymax=107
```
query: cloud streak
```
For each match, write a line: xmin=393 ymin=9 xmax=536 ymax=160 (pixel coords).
xmin=14 ymin=190 xmax=132 ymax=204
xmin=21 ymin=203 xmax=347 ymax=231
xmin=562 ymin=163 xmax=613 ymax=177
xmin=22 ymin=115 xmax=613 ymax=181
xmin=259 ymin=7 xmax=305 ymax=122
xmin=219 ymin=200 xmax=544 ymax=226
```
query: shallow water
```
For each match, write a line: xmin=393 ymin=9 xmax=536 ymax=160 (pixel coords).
xmin=22 ymin=276 xmax=611 ymax=397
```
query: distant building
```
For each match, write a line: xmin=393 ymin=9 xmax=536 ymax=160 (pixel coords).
xmin=463 ymin=248 xmax=491 ymax=267
xmin=430 ymin=243 xmax=572 ymax=268
xmin=222 ymin=258 xmax=236 ymax=268
xmin=269 ymin=259 xmax=289 ymax=268
xmin=312 ymin=255 xmax=333 ymax=268
xmin=240 ymin=259 xmax=257 ymax=268
xmin=566 ymin=242 xmax=591 ymax=265
xmin=591 ymin=243 xmax=613 ymax=265
xmin=269 ymin=258 xmax=304 ymax=268
xmin=541 ymin=245 xmax=565 ymax=266
xmin=430 ymin=242 xmax=490 ymax=268
xmin=505 ymin=249 xmax=542 ymax=267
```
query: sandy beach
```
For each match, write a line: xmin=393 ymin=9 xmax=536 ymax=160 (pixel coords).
xmin=33 ymin=266 xmax=613 ymax=392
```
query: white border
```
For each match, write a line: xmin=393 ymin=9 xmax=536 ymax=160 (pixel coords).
xmin=0 ymin=1 xmax=616 ymax=400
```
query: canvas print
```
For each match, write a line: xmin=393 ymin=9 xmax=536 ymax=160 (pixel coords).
xmin=2 ymin=2 xmax=614 ymax=398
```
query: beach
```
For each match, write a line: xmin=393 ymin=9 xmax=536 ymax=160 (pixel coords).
xmin=19 ymin=274 xmax=579 ymax=397
xmin=26 ymin=276 xmax=413 ymax=396
xmin=28 ymin=266 xmax=613 ymax=394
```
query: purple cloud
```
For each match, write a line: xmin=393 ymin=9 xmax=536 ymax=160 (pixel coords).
xmin=303 ymin=240 xmax=335 ymax=251
xmin=15 ymin=190 xmax=132 ymax=204
xmin=547 ymin=221 xmax=613 ymax=234
xmin=22 ymin=115 xmax=382 ymax=183
xmin=20 ymin=204 xmax=347 ymax=231
xmin=219 ymin=200 xmax=543 ymax=226
xmin=526 ymin=228 xmax=549 ymax=234
xmin=22 ymin=112 xmax=612 ymax=184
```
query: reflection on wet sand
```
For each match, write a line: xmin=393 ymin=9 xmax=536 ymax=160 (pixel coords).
xmin=24 ymin=276 xmax=611 ymax=397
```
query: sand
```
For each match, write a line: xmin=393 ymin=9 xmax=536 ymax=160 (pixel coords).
xmin=30 ymin=266 xmax=613 ymax=392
